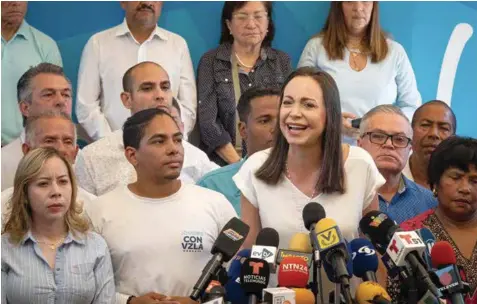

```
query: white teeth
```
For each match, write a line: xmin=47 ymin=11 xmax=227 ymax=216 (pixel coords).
xmin=287 ymin=124 xmax=306 ymax=130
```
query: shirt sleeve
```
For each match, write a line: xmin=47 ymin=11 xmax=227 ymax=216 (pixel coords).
xmin=297 ymin=37 xmax=320 ymax=68
xmin=177 ymin=39 xmax=197 ymax=137
xmin=197 ymin=52 xmax=232 ymax=154
xmin=92 ymin=235 xmax=116 ymax=304
xmin=362 ymin=150 xmax=386 ymax=210
xmin=232 ymin=156 xmax=260 ymax=209
xmin=1 ymin=260 xmax=7 ymax=304
xmin=76 ymin=36 xmax=113 ymax=141
xmin=75 ymin=151 xmax=98 ymax=196
xmin=393 ymin=42 xmax=422 ymax=121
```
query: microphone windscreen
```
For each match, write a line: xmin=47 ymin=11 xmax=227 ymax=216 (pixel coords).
xmin=359 ymin=211 xmax=399 ymax=254
xmin=355 ymin=281 xmax=391 ymax=304
xmin=431 ymin=241 xmax=456 ymax=268
xmin=349 ymin=238 xmax=379 ymax=278
xmin=225 ymin=249 xmax=250 ymax=304
xmin=212 ymin=217 xmax=250 ymax=262
xmin=288 ymin=233 xmax=312 ymax=253
xmin=302 ymin=202 xmax=326 ymax=230
xmin=256 ymin=227 xmax=280 ymax=247
xmin=240 ymin=257 xmax=270 ymax=296
xmin=277 ymin=256 xmax=309 ymax=288
xmin=292 ymin=288 xmax=315 ymax=304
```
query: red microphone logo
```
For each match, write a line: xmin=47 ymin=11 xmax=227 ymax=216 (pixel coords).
xmin=249 ymin=261 xmax=264 ymax=274
xmin=388 ymin=239 xmax=399 ymax=254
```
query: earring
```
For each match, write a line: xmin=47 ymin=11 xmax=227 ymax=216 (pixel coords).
xmin=432 ymin=188 xmax=437 ymax=197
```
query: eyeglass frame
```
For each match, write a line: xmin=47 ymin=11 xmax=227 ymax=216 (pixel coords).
xmin=232 ymin=11 xmax=269 ymax=23
xmin=361 ymin=131 xmax=412 ymax=148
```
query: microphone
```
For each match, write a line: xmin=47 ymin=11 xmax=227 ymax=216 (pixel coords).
xmin=302 ymin=202 xmax=327 ymax=260
xmin=431 ymin=241 xmax=467 ymax=304
xmin=277 ymin=256 xmax=309 ymax=288
xmin=315 ymin=218 xmax=353 ymax=304
xmin=240 ymin=257 xmax=270 ymax=304
xmin=415 ymin=227 xmax=436 ymax=270
xmin=349 ymin=238 xmax=379 ymax=282
xmin=251 ymin=227 xmax=279 ymax=271
xmin=355 ymin=281 xmax=392 ymax=304
xmin=292 ymin=288 xmax=316 ymax=304
xmin=225 ymin=249 xmax=251 ymax=304
xmin=276 ymin=233 xmax=313 ymax=269
xmin=360 ymin=211 xmax=439 ymax=298
xmin=190 ymin=217 xmax=250 ymax=301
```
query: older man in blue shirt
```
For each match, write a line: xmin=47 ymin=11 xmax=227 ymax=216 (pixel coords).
xmin=197 ymin=87 xmax=280 ymax=215
xmin=1 ymin=1 xmax=62 ymax=145
xmin=358 ymin=104 xmax=437 ymax=224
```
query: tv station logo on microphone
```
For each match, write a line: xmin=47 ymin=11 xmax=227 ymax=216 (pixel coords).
xmin=317 ymin=227 xmax=339 ymax=250
xmin=242 ymin=261 xmax=267 ymax=285
xmin=223 ymin=228 xmax=244 ymax=242
xmin=181 ymin=231 xmax=204 ymax=253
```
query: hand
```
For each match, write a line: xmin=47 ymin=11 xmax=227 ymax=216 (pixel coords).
xmin=342 ymin=112 xmax=360 ymax=139
xmin=168 ymin=296 xmax=199 ymax=304
xmin=130 ymin=293 xmax=179 ymax=304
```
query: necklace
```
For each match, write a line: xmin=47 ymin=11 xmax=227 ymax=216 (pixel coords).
xmin=234 ymin=52 xmax=255 ymax=68
xmin=285 ymin=162 xmax=319 ymax=198
xmin=37 ymin=236 xmax=66 ymax=250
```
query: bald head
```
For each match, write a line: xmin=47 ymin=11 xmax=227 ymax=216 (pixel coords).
xmin=120 ymin=61 xmax=173 ymax=115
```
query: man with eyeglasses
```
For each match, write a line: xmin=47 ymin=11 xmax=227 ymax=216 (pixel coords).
xmin=358 ymin=105 xmax=437 ymax=224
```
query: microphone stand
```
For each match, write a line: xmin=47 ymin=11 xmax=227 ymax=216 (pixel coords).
xmin=309 ymin=230 xmax=324 ymax=304
xmin=402 ymin=266 xmax=418 ymax=304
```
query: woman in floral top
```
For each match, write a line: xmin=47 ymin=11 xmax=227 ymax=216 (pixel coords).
xmin=387 ymin=136 xmax=477 ymax=303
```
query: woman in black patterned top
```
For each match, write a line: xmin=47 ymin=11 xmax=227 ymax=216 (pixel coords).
xmin=387 ymin=136 xmax=477 ymax=303
xmin=197 ymin=1 xmax=292 ymax=166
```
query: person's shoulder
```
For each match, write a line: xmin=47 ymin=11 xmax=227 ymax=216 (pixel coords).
xmin=82 ymin=231 xmax=108 ymax=248
xmin=183 ymin=183 xmax=231 ymax=204
xmin=347 ymin=145 xmax=374 ymax=164
xmin=157 ymin=27 xmax=187 ymax=44
xmin=87 ymin=23 xmax=122 ymax=42
xmin=247 ymin=149 xmax=271 ymax=164
xmin=2 ymin=187 xmax=14 ymax=202
xmin=400 ymin=209 xmax=434 ymax=231
xmin=28 ymin=23 xmax=57 ymax=46
xmin=91 ymin=186 xmax=125 ymax=209
xmin=199 ymin=45 xmax=224 ymax=63
xmin=183 ymin=141 xmax=208 ymax=158
xmin=268 ymin=47 xmax=290 ymax=60
xmin=80 ymin=131 xmax=122 ymax=158
xmin=199 ymin=161 xmax=242 ymax=184
xmin=385 ymin=38 xmax=407 ymax=56
xmin=306 ymin=34 xmax=324 ymax=47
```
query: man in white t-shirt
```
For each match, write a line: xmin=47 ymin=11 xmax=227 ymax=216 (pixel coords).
xmin=2 ymin=112 xmax=96 ymax=226
xmin=87 ymin=108 xmax=237 ymax=304
xmin=76 ymin=1 xmax=196 ymax=141
xmin=75 ymin=61 xmax=217 ymax=196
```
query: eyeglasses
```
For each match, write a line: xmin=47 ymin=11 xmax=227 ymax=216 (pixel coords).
xmin=233 ymin=11 xmax=268 ymax=24
xmin=363 ymin=132 xmax=412 ymax=148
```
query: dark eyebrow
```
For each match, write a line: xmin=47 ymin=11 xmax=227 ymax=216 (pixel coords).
xmin=256 ymin=114 xmax=271 ymax=120
xmin=138 ymin=81 xmax=155 ymax=88
xmin=147 ymin=134 xmax=166 ymax=142
xmin=160 ymin=80 xmax=171 ymax=86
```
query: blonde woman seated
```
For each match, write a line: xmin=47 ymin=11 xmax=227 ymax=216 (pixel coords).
xmin=1 ymin=147 xmax=115 ymax=303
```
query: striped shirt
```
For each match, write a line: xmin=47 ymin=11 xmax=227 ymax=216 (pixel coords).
xmin=1 ymin=230 xmax=115 ymax=304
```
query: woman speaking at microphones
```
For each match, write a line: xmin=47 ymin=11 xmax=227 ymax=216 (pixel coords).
xmin=233 ymin=67 xmax=386 ymax=293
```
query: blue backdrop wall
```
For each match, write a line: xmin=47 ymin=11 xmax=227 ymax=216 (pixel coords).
xmin=25 ymin=1 xmax=477 ymax=137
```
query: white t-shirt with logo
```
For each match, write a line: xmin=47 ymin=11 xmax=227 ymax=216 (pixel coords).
xmin=86 ymin=183 xmax=237 ymax=303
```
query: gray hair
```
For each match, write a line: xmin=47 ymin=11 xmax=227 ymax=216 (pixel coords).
xmin=359 ymin=105 xmax=412 ymax=136
xmin=24 ymin=111 xmax=77 ymax=146
xmin=17 ymin=63 xmax=70 ymax=104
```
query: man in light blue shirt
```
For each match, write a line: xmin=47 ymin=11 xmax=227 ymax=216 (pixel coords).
xmin=358 ymin=105 xmax=437 ymax=224
xmin=1 ymin=1 xmax=62 ymax=145
xmin=197 ymin=87 xmax=280 ymax=215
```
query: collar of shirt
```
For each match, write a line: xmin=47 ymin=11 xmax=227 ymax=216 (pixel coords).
xmin=215 ymin=42 xmax=276 ymax=63
xmin=2 ymin=20 xmax=30 ymax=43
xmin=20 ymin=230 xmax=86 ymax=246
xmin=115 ymin=18 xmax=168 ymax=42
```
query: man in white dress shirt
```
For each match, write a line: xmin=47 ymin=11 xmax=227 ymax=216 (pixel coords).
xmin=1 ymin=63 xmax=73 ymax=190
xmin=87 ymin=108 xmax=236 ymax=303
xmin=76 ymin=1 xmax=196 ymax=141
xmin=2 ymin=112 xmax=96 ymax=225
xmin=75 ymin=61 xmax=217 ymax=196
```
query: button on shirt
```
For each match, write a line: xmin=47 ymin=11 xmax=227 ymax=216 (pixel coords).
xmin=75 ymin=130 xmax=218 ymax=196
xmin=196 ymin=158 xmax=246 ymax=216
xmin=1 ymin=20 xmax=63 ymax=145
xmin=1 ymin=230 xmax=115 ymax=304
xmin=197 ymin=43 xmax=291 ymax=166
xmin=378 ymin=174 xmax=437 ymax=224
xmin=76 ymin=19 xmax=196 ymax=141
